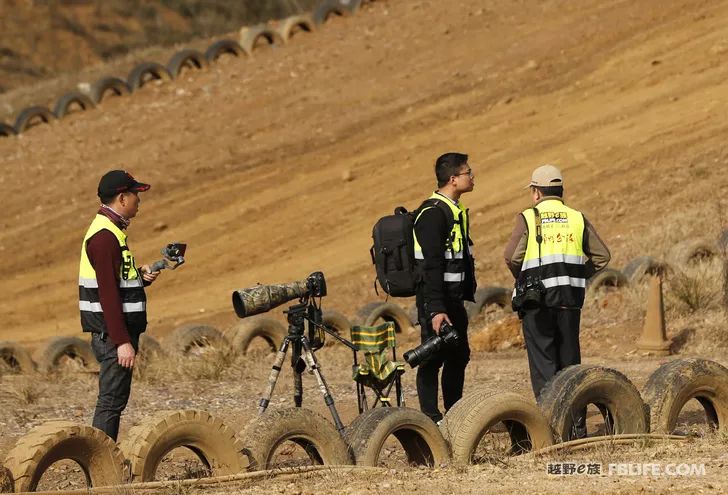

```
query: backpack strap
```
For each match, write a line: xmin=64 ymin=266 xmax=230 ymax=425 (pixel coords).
xmin=414 ymin=198 xmax=457 ymax=253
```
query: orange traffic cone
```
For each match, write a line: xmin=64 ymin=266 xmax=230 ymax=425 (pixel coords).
xmin=636 ymin=274 xmax=671 ymax=355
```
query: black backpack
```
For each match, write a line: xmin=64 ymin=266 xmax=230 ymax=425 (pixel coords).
xmin=370 ymin=199 xmax=452 ymax=297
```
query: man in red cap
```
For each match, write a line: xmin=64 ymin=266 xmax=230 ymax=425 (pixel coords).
xmin=79 ymin=170 xmax=160 ymax=440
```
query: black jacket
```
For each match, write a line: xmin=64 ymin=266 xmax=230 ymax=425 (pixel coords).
xmin=414 ymin=199 xmax=476 ymax=315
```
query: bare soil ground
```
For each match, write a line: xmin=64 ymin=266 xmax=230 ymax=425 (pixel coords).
xmin=1 ymin=0 xmax=728 ymax=492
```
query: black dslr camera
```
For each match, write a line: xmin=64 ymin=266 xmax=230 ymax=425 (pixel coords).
xmin=511 ymin=275 xmax=545 ymax=312
xmin=403 ymin=321 xmax=459 ymax=368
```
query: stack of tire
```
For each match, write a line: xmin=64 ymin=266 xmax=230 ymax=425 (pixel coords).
xmin=0 ymin=0 xmax=367 ymax=138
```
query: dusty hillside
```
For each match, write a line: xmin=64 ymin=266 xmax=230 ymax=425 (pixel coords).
xmin=1 ymin=0 xmax=727 ymax=346
xmin=0 ymin=0 xmax=319 ymax=95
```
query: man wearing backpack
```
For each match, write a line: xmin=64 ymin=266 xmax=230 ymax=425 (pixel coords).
xmin=412 ymin=152 xmax=477 ymax=423
xmin=504 ymin=164 xmax=610 ymax=436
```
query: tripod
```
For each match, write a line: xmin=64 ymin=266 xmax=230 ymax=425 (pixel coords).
xmin=257 ymin=301 xmax=356 ymax=434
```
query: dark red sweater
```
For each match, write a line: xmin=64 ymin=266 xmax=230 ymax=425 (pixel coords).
xmin=85 ymin=207 xmax=132 ymax=346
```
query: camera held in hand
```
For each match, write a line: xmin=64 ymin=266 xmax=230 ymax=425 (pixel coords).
xmin=403 ymin=321 xmax=460 ymax=368
xmin=511 ymin=275 xmax=546 ymax=312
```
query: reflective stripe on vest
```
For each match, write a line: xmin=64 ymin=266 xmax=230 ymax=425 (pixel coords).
xmin=79 ymin=214 xmax=147 ymax=332
xmin=413 ymin=192 xmax=470 ymax=286
xmin=518 ymin=199 xmax=587 ymax=307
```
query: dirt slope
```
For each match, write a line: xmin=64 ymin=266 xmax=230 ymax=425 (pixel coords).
xmin=1 ymin=0 xmax=728 ymax=345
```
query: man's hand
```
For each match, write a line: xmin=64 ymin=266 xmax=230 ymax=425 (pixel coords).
xmin=431 ymin=313 xmax=452 ymax=334
xmin=117 ymin=342 xmax=135 ymax=368
xmin=140 ymin=265 xmax=160 ymax=284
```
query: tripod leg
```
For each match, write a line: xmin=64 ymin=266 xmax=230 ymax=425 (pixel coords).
xmin=292 ymin=340 xmax=304 ymax=407
xmin=293 ymin=369 xmax=303 ymax=407
xmin=258 ymin=337 xmax=290 ymax=415
xmin=300 ymin=338 xmax=345 ymax=433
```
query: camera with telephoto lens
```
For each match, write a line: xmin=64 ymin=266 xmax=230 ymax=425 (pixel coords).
xmin=231 ymin=271 xmax=327 ymax=349
xmin=403 ymin=321 xmax=459 ymax=368
xmin=511 ymin=275 xmax=546 ymax=312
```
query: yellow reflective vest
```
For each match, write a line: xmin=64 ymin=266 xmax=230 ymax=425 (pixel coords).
xmin=79 ymin=214 xmax=147 ymax=334
xmin=518 ymin=199 xmax=587 ymax=308
xmin=413 ymin=192 xmax=476 ymax=301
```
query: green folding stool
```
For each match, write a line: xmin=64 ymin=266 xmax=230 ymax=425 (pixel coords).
xmin=350 ymin=322 xmax=405 ymax=413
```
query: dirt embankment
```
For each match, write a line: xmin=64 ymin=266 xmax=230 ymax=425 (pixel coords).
xmin=0 ymin=0 xmax=319 ymax=95
xmin=0 ymin=0 xmax=727 ymax=354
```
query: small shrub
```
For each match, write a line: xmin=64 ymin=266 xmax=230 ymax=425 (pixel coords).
xmin=667 ymin=264 xmax=721 ymax=314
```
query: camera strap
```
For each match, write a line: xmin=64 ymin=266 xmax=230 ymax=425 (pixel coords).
xmin=533 ymin=207 xmax=543 ymax=271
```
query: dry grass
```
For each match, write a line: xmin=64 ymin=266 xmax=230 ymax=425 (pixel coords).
xmin=4 ymin=376 xmax=44 ymax=405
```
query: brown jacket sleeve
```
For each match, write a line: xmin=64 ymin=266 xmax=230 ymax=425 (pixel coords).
xmin=503 ymin=214 xmax=528 ymax=278
xmin=582 ymin=216 xmax=611 ymax=278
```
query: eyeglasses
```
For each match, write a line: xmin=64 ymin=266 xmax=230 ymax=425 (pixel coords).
xmin=454 ymin=169 xmax=474 ymax=178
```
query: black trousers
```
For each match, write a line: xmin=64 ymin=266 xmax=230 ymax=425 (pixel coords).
xmin=415 ymin=295 xmax=470 ymax=423
xmin=91 ymin=332 xmax=139 ymax=441
xmin=521 ymin=306 xmax=581 ymax=399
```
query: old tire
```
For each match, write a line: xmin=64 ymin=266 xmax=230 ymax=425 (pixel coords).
xmin=465 ymin=287 xmax=512 ymax=319
xmin=642 ymin=358 xmax=728 ymax=434
xmin=204 ymin=39 xmax=245 ymax=63
xmin=14 ymin=106 xmax=55 ymax=133
xmin=120 ymin=409 xmax=247 ymax=482
xmin=622 ymin=256 xmax=669 ymax=283
xmin=229 ymin=318 xmax=285 ymax=354
xmin=139 ymin=333 xmax=164 ymax=358
xmin=36 ymin=336 xmax=95 ymax=372
xmin=322 ymin=309 xmax=352 ymax=343
xmin=440 ymin=390 xmax=553 ymax=464
xmin=90 ymin=76 xmax=130 ymax=103
xmin=313 ymin=0 xmax=356 ymax=26
xmin=166 ymin=49 xmax=208 ymax=78
xmin=127 ymin=62 xmax=171 ymax=92
xmin=171 ymin=324 xmax=229 ymax=355
xmin=4 ymin=421 xmax=125 ymax=491
xmin=53 ymin=91 xmax=96 ymax=118
xmin=363 ymin=302 xmax=414 ymax=334
xmin=0 ymin=122 xmax=17 ymax=137
xmin=0 ymin=341 xmax=36 ymax=373
xmin=345 ymin=407 xmax=450 ymax=467
xmin=668 ymin=239 xmax=717 ymax=266
xmin=586 ymin=268 xmax=628 ymax=293
xmin=277 ymin=14 xmax=316 ymax=42
xmin=239 ymin=24 xmax=285 ymax=55
xmin=538 ymin=365 xmax=648 ymax=442
xmin=240 ymin=407 xmax=351 ymax=470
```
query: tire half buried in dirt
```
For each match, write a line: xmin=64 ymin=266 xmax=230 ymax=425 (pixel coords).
xmin=345 ymin=407 xmax=450 ymax=467
xmin=0 ymin=341 xmax=36 ymax=373
xmin=36 ymin=336 xmax=95 ymax=372
xmin=440 ymin=390 xmax=552 ymax=464
xmin=363 ymin=302 xmax=413 ymax=334
xmin=4 ymin=421 xmax=125 ymax=491
xmin=321 ymin=309 xmax=352 ymax=343
xmin=586 ymin=267 xmax=628 ymax=293
xmin=120 ymin=409 xmax=248 ymax=482
xmin=465 ymin=286 xmax=512 ymax=319
xmin=642 ymin=358 xmax=728 ymax=434
xmin=171 ymin=324 xmax=229 ymax=355
xmin=240 ymin=407 xmax=351 ymax=470
xmin=537 ymin=364 xmax=648 ymax=442
xmin=229 ymin=317 xmax=285 ymax=354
